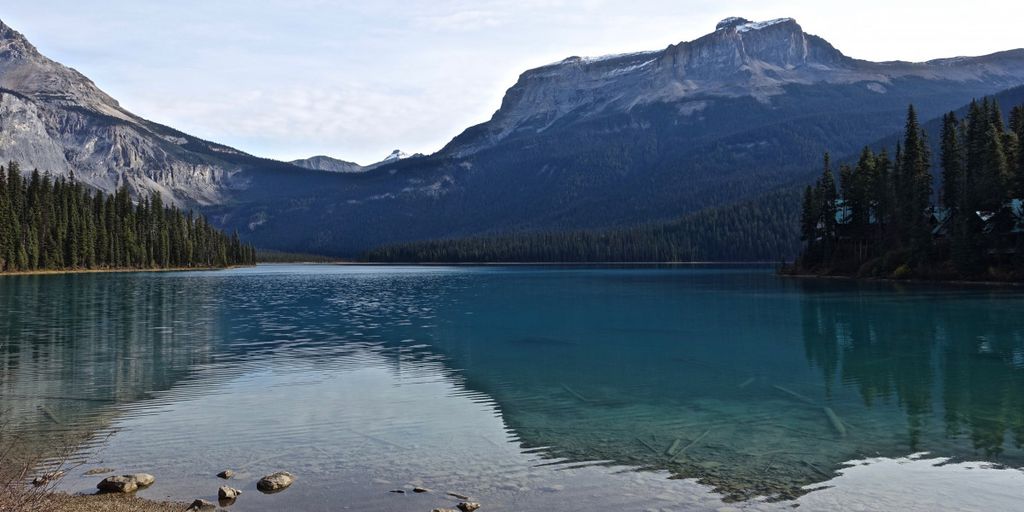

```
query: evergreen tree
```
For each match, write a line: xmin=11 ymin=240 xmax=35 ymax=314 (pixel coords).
xmin=793 ymin=98 xmax=1024 ymax=280
xmin=899 ymin=105 xmax=932 ymax=248
xmin=817 ymin=154 xmax=838 ymax=259
xmin=0 ymin=163 xmax=256 ymax=273
xmin=940 ymin=112 xmax=964 ymax=210
xmin=1009 ymin=105 xmax=1024 ymax=197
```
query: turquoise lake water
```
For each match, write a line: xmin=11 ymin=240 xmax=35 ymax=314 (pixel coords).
xmin=1 ymin=265 xmax=1023 ymax=511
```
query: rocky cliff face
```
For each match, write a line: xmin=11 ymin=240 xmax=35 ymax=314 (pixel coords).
xmin=0 ymin=20 xmax=254 ymax=206
xmin=444 ymin=17 xmax=1024 ymax=157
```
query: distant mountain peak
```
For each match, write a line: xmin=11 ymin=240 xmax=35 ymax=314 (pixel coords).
xmin=363 ymin=149 xmax=426 ymax=170
xmin=289 ymin=155 xmax=364 ymax=173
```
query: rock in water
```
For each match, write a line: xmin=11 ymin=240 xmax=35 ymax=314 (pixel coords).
xmin=96 ymin=473 xmax=154 ymax=493
xmin=216 ymin=469 xmax=235 ymax=479
xmin=413 ymin=486 xmax=430 ymax=493
xmin=186 ymin=499 xmax=216 ymax=511
xmin=431 ymin=509 xmax=459 ymax=512
xmin=256 ymin=471 xmax=295 ymax=493
xmin=131 ymin=473 xmax=155 ymax=487
xmin=32 ymin=470 xmax=64 ymax=486
xmin=83 ymin=467 xmax=115 ymax=475
xmin=458 ymin=502 xmax=481 ymax=512
xmin=96 ymin=475 xmax=137 ymax=493
xmin=218 ymin=485 xmax=242 ymax=500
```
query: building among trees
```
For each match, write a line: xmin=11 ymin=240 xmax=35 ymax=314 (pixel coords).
xmin=795 ymin=99 xmax=1024 ymax=280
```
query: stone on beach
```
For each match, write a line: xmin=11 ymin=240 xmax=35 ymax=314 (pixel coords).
xmin=96 ymin=473 xmax=155 ymax=493
xmin=186 ymin=498 xmax=216 ymax=511
xmin=458 ymin=502 xmax=481 ymax=512
xmin=256 ymin=471 xmax=295 ymax=493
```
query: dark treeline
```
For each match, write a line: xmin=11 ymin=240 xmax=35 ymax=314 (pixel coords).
xmin=0 ymin=162 xmax=256 ymax=272
xmin=795 ymin=99 xmax=1024 ymax=280
xmin=256 ymin=249 xmax=341 ymax=263
xmin=362 ymin=189 xmax=800 ymax=263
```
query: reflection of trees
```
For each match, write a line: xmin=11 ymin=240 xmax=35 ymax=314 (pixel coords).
xmin=800 ymin=282 xmax=1024 ymax=457
xmin=0 ymin=274 xmax=222 ymax=444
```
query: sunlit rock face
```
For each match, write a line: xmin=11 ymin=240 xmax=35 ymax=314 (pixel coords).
xmin=0 ymin=19 xmax=250 ymax=206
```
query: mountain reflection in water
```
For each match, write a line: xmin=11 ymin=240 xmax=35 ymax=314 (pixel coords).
xmin=1 ymin=265 xmax=1022 ymax=510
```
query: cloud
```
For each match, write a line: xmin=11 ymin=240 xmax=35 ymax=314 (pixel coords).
xmin=416 ymin=10 xmax=507 ymax=32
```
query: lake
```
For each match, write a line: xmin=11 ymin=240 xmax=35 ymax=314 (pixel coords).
xmin=2 ymin=264 xmax=1023 ymax=511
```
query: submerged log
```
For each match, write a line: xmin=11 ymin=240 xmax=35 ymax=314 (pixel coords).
xmin=823 ymin=407 xmax=847 ymax=437
xmin=37 ymin=405 xmax=62 ymax=425
xmin=670 ymin=429 xmax=711 ymax=462
xmin=772 ymin=385 xmax=816 ymax=405
xmin=561 ymin=384 xmax=591 ymax=403
xmin=636 ymin=437 xmax=660 ymax=455
xmin=665 ymin=438 xmax=683 ymax=457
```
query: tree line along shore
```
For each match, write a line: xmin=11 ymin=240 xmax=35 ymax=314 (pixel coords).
xmin=0 ymin=162 xmax=255 ymax=273
xmin=792 ymin=98 xmax=1024 ymax=281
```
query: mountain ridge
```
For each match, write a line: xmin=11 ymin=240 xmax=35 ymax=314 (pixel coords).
xmin=442 ymin=18 xmax=1024 ymax=158
xmin=2 ymin=17 xmax=1024 ymax=257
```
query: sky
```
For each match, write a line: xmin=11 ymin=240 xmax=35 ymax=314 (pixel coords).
xmin=1 ymin=0 xmax=1022 ymax=164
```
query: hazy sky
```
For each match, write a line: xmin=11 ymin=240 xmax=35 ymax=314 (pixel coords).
xmin=2 ymin=0 xmax=1022 ymax=164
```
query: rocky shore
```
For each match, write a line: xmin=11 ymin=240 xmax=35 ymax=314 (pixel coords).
xmin=35 ymin=492 xmax=188 ymax=512
xmin=23 ymin=467 xmax=484 ymax=512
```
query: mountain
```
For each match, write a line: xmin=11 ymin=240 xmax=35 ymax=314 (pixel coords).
xmin=0 ymin=19 xmax=321 ymax=206
xmin=220 ymin=17 xmax=1024 ymax=255
xmin=363 ymin=85 xmax=1024 ymax=263
xmin=2 ymin=17 xmax=1024 ymax=257
xmin=290 ymin=150 xmax=425 ymax=173
xmin=289 ymin=155 xmax=364 ymax=173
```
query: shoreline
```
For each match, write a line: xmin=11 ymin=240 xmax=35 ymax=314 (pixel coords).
xmin=0 ymin=265 xmax=253 ymax=278
xmin=343 ymin=261 xmax=779 ymax=266
xmin=778 ymin=271 xmax=1024 ymax=288
xmin=37 ymin=492 xmax=188 ymax=512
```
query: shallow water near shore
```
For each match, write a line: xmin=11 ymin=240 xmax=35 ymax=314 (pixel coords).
xmin=2 ymin=264 xmax=1024 ymax=510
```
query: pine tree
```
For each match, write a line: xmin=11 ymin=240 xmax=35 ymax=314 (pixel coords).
xmin=0 ymin=162 xmax=255 ymax=273
xmin=1010 ymin=105 xmax=1024 ymax=197
xmin=899 ymin=105 xmax=932 ymax=248
xmin=940 ymin=112 xmax=964 ymax=210
xmin=818 ymin=153 xmax=838 ymax=259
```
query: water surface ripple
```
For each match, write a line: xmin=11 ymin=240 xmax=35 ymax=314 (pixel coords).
xmin=2 ymin=265 xmax=1023 ymax=510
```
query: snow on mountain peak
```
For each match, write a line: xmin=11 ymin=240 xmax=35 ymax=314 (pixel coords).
xmin=735 ymin=18 xmax=796 ymax=33
xmin=383 ymin=149 xmax=410 ymax=162
xmin=716 ymin=17 xmax=797 ymax=33
xmin=715 ymin=17 xmax=752 ymax=30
